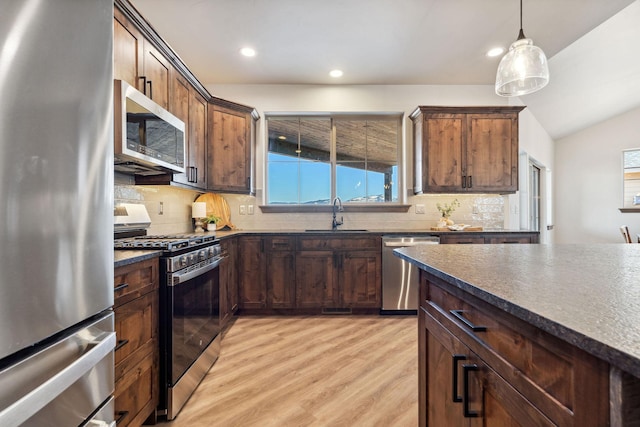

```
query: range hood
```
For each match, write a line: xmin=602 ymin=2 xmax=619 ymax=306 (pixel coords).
xmin=114 ymin=203 xmax=151 ymax=232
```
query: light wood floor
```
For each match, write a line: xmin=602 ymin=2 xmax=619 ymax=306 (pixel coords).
xmin=160 ymin=315 xmax=418 ymax=427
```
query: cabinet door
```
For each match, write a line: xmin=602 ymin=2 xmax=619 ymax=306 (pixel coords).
xmin=267 ymin=251 xmax=296 ymax=308
xmin=227 ymin=237 xmax=239 ymax=313
xmin=208 ymin=106 xmax=250 ymax=192
xmin=238 ymin=236 xmax=266 ymax=309
xmin=295 ymin=251 xmax=339 ymax=308
xmin=168 ymin=71 xmax=191 ymax=185
xmin=465 ymin=115 xmax=518 ymax=193
xmin=340 ymin=250 xmax=381 ymax=307
xmin=141 ymin=42 xmax=170 ymax=109
xmin=423 ymin=115 xmax=465 ymax=193
xmin=113 ymin=12 xmax=143 ymax=90
xmin=187 ymin=90 xmax=208 ymax=189
xmin=422 ymin=307 xmax=556 ymax=427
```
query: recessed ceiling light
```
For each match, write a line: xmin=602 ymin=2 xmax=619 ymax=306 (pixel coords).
xmin=486 ymin=47 xmax=504 ymax=58
xmin=240 ymin=47 xmax=256 ymax=57
xmin=278 ymin=135 xmax=286 ymax=140
xmin=329 ymin=69 xmax=343 ymax=78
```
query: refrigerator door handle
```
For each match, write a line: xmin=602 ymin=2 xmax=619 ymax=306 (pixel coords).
xmin=0 ymin=329 xmax=116 ymax=427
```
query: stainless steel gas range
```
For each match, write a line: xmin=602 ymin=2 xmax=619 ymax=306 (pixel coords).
xmin=115 ymin=232 xmax=224 ymax=420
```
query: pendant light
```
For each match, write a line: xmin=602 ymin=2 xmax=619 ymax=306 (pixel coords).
xmin=495 ymin=0 xmax=549 ymax=97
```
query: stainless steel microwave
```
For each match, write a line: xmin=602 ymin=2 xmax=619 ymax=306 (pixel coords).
xmin=114 ymin=79 xmax=185 ymax=175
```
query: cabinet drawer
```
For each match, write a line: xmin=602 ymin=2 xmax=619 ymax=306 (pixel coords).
xmin=298 ymin=235 xmax=380 ymax=250
xmin=265 ymin=236 xmax=296 ymax=251
xmin=423 ymin=275 xmax=609 ymax=426
xmin=114 ymin=353 xmax=156 ymax=427
xmin=114 ymin=258 xmax=158 ymax=306
xmin=439 ymin=235 xmax=485 ymax=244
xmin=114 ymin=291 xmax=157 ymax=369
xmin=485 ymin=235 xmax=533 ymax=244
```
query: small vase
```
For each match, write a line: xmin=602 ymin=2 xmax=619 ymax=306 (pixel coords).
xmin=445 ymin=217 xmax=454 ymax=226
xmin=437 ymin=218 xmax=447 ymax=228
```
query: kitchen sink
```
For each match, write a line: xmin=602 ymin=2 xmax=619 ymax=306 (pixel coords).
xmin=305 ymin=229 xmax=369 ymax=232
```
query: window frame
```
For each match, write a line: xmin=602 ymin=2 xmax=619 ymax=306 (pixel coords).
xmin=261 ymin=112 xmax=410 ymax=213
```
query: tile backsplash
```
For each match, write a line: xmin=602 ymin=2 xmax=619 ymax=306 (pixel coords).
xmin=115 ymin=174 xmax=507 ymax=233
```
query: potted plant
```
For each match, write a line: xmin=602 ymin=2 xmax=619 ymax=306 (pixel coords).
xmin=203 ymin=214 xmax=221 ymax=232
xmin=436 ymin=199 xmax=460 ymax=227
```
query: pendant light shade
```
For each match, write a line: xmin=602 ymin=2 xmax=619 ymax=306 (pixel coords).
xmin=495 ymin=0 xmax=549 ymax=97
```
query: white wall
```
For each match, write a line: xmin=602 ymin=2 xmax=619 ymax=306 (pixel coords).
xmin=200 ymin=83 xmax=553 ymax=232
xmin=555 ymin=106 xmax=640 ymax=243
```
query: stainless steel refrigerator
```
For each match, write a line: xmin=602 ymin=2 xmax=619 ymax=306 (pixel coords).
xmin=0 ymin=1 xmax=115 ymax=426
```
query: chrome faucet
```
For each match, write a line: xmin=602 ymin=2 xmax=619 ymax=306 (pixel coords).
xmin=332 ymin=197 xmax=344 ymax=230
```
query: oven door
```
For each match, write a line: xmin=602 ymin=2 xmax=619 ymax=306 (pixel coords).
xmin=165 ymin=258 xmax=221 ymax=387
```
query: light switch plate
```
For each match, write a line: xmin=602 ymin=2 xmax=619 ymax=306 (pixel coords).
xmin=239 ymin=205 xmax=246 ymax=215
xmin=416 ymin=204 xmax=425 ymax=214
xmin=248 ymin=205 xmax=254 ymax=215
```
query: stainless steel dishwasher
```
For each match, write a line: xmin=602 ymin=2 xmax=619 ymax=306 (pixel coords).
xmin=381 ymin=235 xmax=440 ymax=313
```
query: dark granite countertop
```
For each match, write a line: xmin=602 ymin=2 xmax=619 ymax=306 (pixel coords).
xmin=395 ymin=244 xmax=640 ymax=378
xmin=114 ymin=249 xmax=162 ymax=268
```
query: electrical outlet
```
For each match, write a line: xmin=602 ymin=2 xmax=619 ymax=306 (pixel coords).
xmin=415 ymin=204 xmax=425 ymax=214
xmin=159 ymin=201 xmax=164 ymax=215
xmin=472 ymin=204 xmax=479 ymax=214
xmin=239 ymin=205 xmax=246 ymax=215
xmin=248 ymin=204 xmax=254 ymax=215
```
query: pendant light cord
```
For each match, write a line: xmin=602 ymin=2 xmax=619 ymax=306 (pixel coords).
xmin=517 ymin=0 xmax=526 ymax=40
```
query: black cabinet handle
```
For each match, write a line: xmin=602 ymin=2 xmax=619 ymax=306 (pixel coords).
xmin=194 ymin=167 xmax=198 ymax=183
xmin=462 ymin=364 xmax=480 ymax=418
xmin=138 ymin=76 xmax=146 ymax=92
xmin=468 ymin=175 xmax=472 ymax=188
xmin=114 ymin=283 xmax=129 ymax=292
xmin=146 ymin=80 xmax=153 ymax=99
xmin=450 ymin=310 xmax=487 ymax=332
xmin=462 ymin=175 xmax=467 ymax=188
xmin=452 ymin=354 xmax=466 ymax=402
xmin=116 ymin=411 xmax=129 ymax=424
xmin=114 ymin=339 xmax=129 ymax=352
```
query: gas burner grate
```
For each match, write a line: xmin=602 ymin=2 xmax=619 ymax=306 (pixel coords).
xmin=114 ymin=233 xmax=217 ymax=252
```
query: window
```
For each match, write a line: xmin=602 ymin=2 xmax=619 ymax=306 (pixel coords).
xmin=623 ymin=149 xmax=640 ymax=208
xmin=266 ymin=114 xmax=400 ymax=206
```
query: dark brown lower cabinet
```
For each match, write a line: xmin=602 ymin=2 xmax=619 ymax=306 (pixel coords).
xmin=238 ymin=235 xmax=296 ymax=311
xmin=419 ymin=270 xmax=610 ymax=426
xmin=220 ymin=237 xmax=238 ymax=329
xmin=295 ymin=250 xmax=338 ymax=308
xmin=423 ymin=308 xmax=555 ymax=426
xmin=114 ymin=258 xmax=159 ymax=427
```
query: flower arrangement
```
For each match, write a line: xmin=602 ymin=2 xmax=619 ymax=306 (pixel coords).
xmin=436 ymin=199 xmax=460 ymax=218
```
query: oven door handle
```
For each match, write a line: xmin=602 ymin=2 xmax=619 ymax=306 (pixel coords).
xmin=170 ymin=256 xmax=225 ymax=286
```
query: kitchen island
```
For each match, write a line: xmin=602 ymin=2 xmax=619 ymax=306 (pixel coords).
xmin=395 ymin=243 xmax=640 ymax=426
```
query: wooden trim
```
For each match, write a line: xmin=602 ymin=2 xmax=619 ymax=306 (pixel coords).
xmin=411 ymin=106 xmax=526 ymax=118
xmin=259 ymin=204 xmax=412 ymax=213
xmin=619 ymin=207 xmax=640 ymax=213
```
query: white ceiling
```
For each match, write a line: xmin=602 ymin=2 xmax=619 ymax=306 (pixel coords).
xmin=130 ymin=0 xmax=640 ymax=139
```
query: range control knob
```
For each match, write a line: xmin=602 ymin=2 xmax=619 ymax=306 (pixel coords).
xmin=179 ymin=256 xmax=188 ymax=267
xmin=199 ymin=250 xmax=206 ymax=260
xmin=189 ymin=253 xmax=196 ymax=263
xmin=208 ymin=247 xmax=215 ymax=257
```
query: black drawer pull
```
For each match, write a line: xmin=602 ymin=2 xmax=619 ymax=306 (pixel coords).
xmin=468 ymin=175 xmax=472 ymax=188
xmin=463 ymin=364 xmax=480 ymax=418
xmin=462 ymin=175 xmax=467 ymax=188
xmin=450 ymin=310 xmax=487 ymax=332
xmin=116 ymin=411 xmax=129 ymax=424
xmin=452 ymin=354 xmax=466 ymax=403
xmin=114 ymin=339 xmax=129 ymax=352
xmin=114 ymin=283 xmax=129 ymax=292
